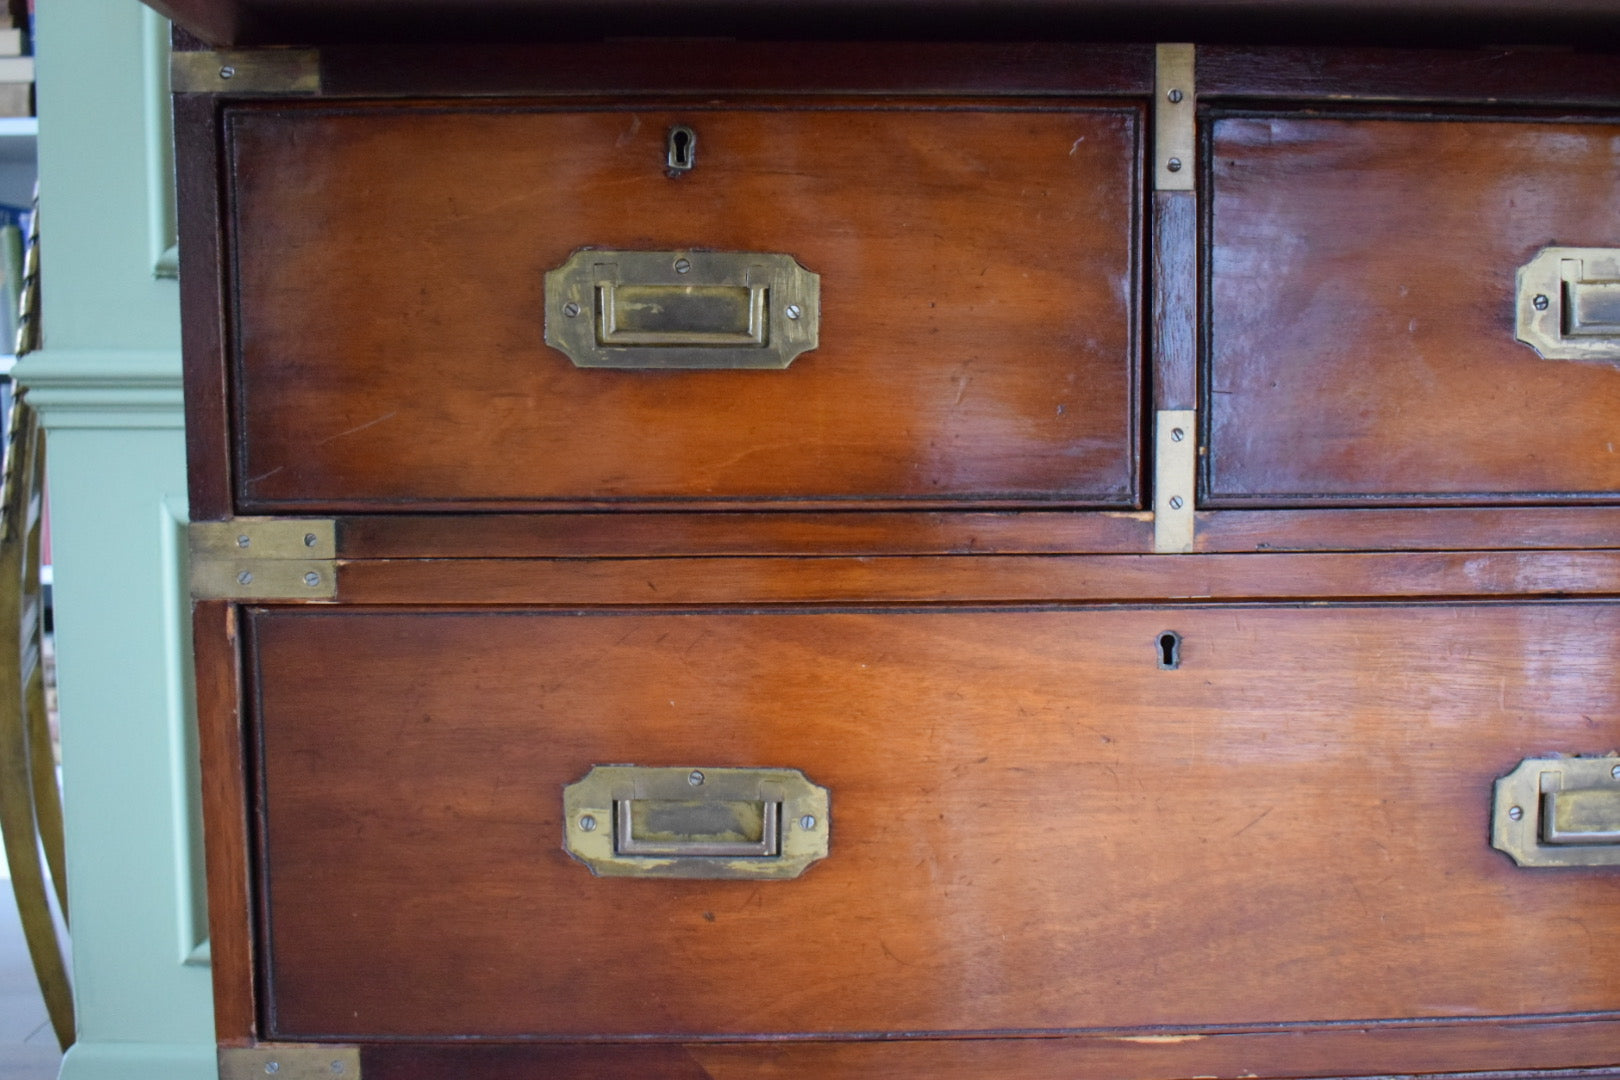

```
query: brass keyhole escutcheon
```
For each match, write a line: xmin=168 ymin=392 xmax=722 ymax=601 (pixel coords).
xmin=667 ymin=125 xmax=696 ymax=174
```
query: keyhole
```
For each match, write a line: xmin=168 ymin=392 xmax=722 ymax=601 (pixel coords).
xmin=667 ymin=125 xmax=696 ymax=173
xmin=1157 ymin=631 xmax=1182 ymax=670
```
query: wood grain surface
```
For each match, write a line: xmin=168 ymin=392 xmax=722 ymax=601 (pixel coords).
xmin=1206 ymin=114 xmax=1620 ymax=507
xmin=357 ymin=1023 xmax=1620 ymax=1080
xmin=327 ymin=549 xmax=1620 ymax=606
xmin=192 ymin=601 xmax=256 ymax=1042
xmin=226 ymin=102 xmax=1141 ymax=511
xmin=252 ymin=604 xmax=1620 ymax=1041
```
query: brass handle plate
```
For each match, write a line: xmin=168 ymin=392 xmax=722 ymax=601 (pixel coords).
xmin=1492 ymin=755 xmax=1620 ymax=867
xmin=563 ymin=765 xmax=829 ymax=879
xmin=544 ymin=250 xmax=820 ymax=370
xmin=1516 ymin=246 xmax=1620 ymax=364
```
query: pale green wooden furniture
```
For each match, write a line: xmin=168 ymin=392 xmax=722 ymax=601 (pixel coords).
xmin=12 ymin=2 xmax=215 ymax=1077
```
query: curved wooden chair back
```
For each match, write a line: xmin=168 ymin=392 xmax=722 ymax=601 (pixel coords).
xmin=0 ymin=393 xmax=73 ymax=1050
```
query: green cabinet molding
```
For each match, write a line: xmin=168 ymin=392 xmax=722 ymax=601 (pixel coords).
xmin=13 ymin=2 xmax=214 ymax=1076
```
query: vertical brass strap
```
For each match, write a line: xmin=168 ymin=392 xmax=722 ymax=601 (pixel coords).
xmin=1155 ymin=44 xmax=1196 ymax=192
xmin=1154 ymin=410 xmax=1196 ymax=554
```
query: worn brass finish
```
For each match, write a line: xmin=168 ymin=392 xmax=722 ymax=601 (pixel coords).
xmin=1516 ymin=246 xmax=1620 ymax=364
xmin=189 ymin=519 xmax=337 ymax=601
xmin=171 ymin=49 xmax=321 ymax=95
xmin=1155 ymin=44 xmax=1196 ymax=192
xmin=219 ymin=1046 xmax=360 ymax=1080
xmin=1492 ymin=755 xmax=1620 ymax=867
xmin=1154 ymin=409 xmax=1196 ymax=554
xmin=544 ymin=250 xmax=820 ymax=369
xmin=563 ymin=765 xmax=829 ymax=879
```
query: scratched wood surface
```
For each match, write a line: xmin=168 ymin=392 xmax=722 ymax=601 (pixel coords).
xmin=253 ymin=603 xmax=1620 ymax=1040
xmin=1206 ymin=114 xmax=1620 ymax=507
xmin=225 ymin=103 xmax=1140 ymax=511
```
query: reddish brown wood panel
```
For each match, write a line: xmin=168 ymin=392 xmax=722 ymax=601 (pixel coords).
xmin=225 ymin=102 xmax=1141 ymax=511
xmin=318 ymin=42 xmax=1154 ymax=99
xmin=1206 ymin=114 xmax=1620 ymax=507
xmin=360 ymin=1020 xmax=1620 ymax=1080
xmin=334 ymin=511 xmax=1152 ymax=559
xmin=174 ymin=92 xmax=233 ymax=522
xmin=1151 ymin=189 xmax=1197 ymax=413
xmin=254 ymin=604 xmax=1620 ymax=1042
xmin=1199 ymin=507 xmax=1620 ymax=553
xmin=330 ymin=550 xmax=1620 ymax=606
xmin=192 ymin=602 xmax=256 ymax=1042
xmin=1198 ymin=45 xmax=1620 ymax=106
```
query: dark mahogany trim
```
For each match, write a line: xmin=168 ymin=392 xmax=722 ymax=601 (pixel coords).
xmin=192 ymin=602 xmax=257 ymax=1042
xmin=315 ymin=41 xmax=1152 ymax=99
xmin=1198 ymin=45 xmax=1620 ymax=107
xmin=173 ymin=92 xmax=235 ymax=521
xmin=141 ymin=0 xmax=1620 ymax=49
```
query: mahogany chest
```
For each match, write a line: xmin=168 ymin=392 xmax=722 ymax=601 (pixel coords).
xmin=151 ymin=4 xmax=1620 ymax=1076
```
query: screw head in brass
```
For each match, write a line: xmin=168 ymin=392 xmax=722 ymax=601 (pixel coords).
xmin=304 ymin=532 xmax=319 ymax=547
xmin=1611 ymin=764 xmax=1620 ymax=780
xmin=1171 ymin=427 xmax=1185 ymax=442
xmin=674 ymin=258 xmax=692 ymax=274
xmin=236 ymin=534 xmax=251 ymax=548
xmin=303 ymin=571 xmax=322 ymax=587
xmin=688 ymin=770 xmax=705 ymax=786
xmin=800 ymin=815 xmax=817 ymax=830
xmin=264 ymin=1064 xmax=280 ymax=1076
xmin=1508 ymin=805 xmax=1524 ymax=821
xmin=1167 ymin=88 xmax=1184 ymax=103
xmin=237 ymin=571 xmax=253 ymax=586
xmin=579 ymin=814 xmax=597 ymax=832
xmin=219 ymin=65 xmax=236 ymax=80
xmin=1533 ymin=293 xmax=1550 ymax=311
xmin=1167 ymin=157 xmax=1183 ymax=173
xmin=785 ymin=304 xmax=802 ymax=320
xmin=1168 ymin=495 xmax=1185 ymax=511
xmin=563 ymin=301 xmax=580 ymax=318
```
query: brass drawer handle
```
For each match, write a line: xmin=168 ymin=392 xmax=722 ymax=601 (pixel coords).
xmin=1493 ymin=755 xmax=1620 ymax=867
xmin=1516 ymin=246 xmax=1620 ymax=364
xmin=563 ymin=765 xmax=829 ymax=879
xmin=544 ymin=249 xmax=820 ymax=370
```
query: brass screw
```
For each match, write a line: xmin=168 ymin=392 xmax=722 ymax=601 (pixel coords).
xmin=799 ymin=815 xmax=817 ymax=830
xmin=1167 ymin=157 xmax=1184 ymax=173
xmin=304 ymin=533 xmax=318 ymax=547
xmin=1508 ymin=805 xmax=1524 ymax=821
xmin=264 ymin=1064 xmax=280 ymax=1076
xmin=236 ymin=534 xmax=251 ymax=548
xmin=237 ymin=571 xmax=254 ymax=586
xmin=1171 ymin=428 xmax=1185 ymax=442
xmin=786 ymin=304 xmax=802 ymax=320
xmin=303 ymin=572 xmax=322 ymax=587
xmin=1611 ymin=764 xmax=1620 ymax=779
xmin=219 ymin=66 xmax=236 ymax=80
xmin=674 ymin=258 xmax=692 ymax=274
xmin=1169 ymin=496 xmax=1185 ymax=511
xmin=688 ymin=770 xmax=705 ymax=786
xmin=1167 ymin=88 xmax=1184 ymax=103
xmin=1533 ymin=294 xmax=1550 ymax=311
xmin=579 ymin=815 xmax=597 ymax=832
xmin=563 ymin=302 xmax=580 ymax=318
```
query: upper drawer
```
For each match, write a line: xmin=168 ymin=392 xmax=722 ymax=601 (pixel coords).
xmin=224 ymin=103 xmax=1142 ymax=512
xmin=1206 ymin=114 xmax=1620 ymax=507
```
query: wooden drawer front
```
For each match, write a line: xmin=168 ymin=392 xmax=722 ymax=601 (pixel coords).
xmin=1206 ymin=115 xmax=1620 ymax=507
xmin=251 ymin=604 xmax=1620 ymax=1044
xmin=225 ymin=103 xmax=1141 ymax=511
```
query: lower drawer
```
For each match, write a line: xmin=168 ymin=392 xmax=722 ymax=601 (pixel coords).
xmin=246 ymin=603 xmax=1620 ymax=1059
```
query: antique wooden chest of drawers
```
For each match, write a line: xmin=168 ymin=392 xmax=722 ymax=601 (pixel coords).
xmin=149 ymin=3 xmax=1620 ymax=1077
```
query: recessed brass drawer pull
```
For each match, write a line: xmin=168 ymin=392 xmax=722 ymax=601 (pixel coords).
xmin=1493 ymin=755 xmax=1620 ymax=867
xmin=563 ymin=765 xmax=829 ymax=879
xmin=544 ymin=249 xmax=820 ymax=370
xmin=1516 ymin=247 xmax=1620 ymax=364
